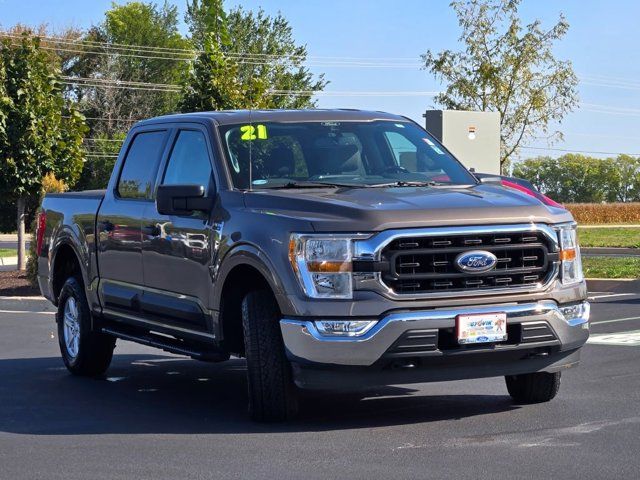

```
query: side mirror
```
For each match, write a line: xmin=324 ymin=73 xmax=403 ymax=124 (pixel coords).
xmin=156 ymin=184 xmax=213 ymax=215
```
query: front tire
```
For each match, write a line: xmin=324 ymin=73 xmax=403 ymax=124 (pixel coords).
xmin=505 ymin=371 xmax=561 ymax=404
xmin=57 ymin=276 xmax=116 ymax=376
xmin=242 ymin=290 xmax=298 ymax=422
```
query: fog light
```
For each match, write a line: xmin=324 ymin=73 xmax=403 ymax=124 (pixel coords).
xmin=314 ymin=320 xmax=377 ymax=337
xmin=559 ymin=301 xmax=590 ymax=327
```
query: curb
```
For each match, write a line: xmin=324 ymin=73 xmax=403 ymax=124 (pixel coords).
xmin=579 ymin=225 xmax=640 ymax=228
xmin=0 ymin=256 xmax=18 ymax=266
xmin=582 ymin=247 xmax=640 ymax=257
xmin=0 ymin=295 xmax=46 ymax=301
xmin=587 ymin=278 xmax=640 ymax=293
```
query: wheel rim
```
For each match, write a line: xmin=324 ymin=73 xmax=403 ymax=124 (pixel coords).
xmin=63 ymin=296 xmax=80 ymax=359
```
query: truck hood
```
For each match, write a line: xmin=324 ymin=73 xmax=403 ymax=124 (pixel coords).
xmin=243 ymin=184 xmax=574 ymax=232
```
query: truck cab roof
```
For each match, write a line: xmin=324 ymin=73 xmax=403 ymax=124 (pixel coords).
xmin=136 ymin=109 xmax=411 ymax=127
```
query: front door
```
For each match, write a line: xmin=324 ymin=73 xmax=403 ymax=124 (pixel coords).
xmin=141 ymin=128 xmax=218 ymax=334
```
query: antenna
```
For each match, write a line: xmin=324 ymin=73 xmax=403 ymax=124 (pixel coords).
xmin=248 ymin=107 xmax=253 ymax=191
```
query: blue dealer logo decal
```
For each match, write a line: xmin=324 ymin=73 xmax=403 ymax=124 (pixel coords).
xmin=455 ymin=250 xmax=498 ymax=273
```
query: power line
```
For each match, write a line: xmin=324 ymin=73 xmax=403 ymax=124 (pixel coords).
xmin=564 ymin=132 xmax=640 ymax=141
xmin=60 ymin=79 xmax=180 ymax=92
xmin=521 ymin=146 xmax=640 ymax=156
xmin=84 ymin=138 xmax=124 ymax=142
xmin=60 ymin=76 xmax=439 ymax=96
xmin=0 ymin=32 xmax=422 ymax=64
xmin=61 ymin=75 xmax=181 ymax=92
xmin=3 ymin=33 xmax=421 ymax=67
xmin=582 ymin=103 xmax=640 ymax=114
xmin=580 ymin=73 xmax=640 ymax=88
xmin=63 ymin=115 xmax=140 ymax=123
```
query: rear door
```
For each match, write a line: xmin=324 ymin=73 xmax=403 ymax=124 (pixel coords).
xmin=140 ymin=126 xmax=219 ymax=334
xmin=97 ymin=128 xmax=169 ymax=316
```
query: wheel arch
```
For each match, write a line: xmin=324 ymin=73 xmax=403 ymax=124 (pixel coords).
xmin=50 ymin=240 xmax=86 ymax=304
xmin=214 ymin=244 xmax=293 ymax=356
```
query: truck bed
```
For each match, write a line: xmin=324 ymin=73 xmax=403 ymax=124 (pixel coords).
xmin=38 ymin=190 xmax=106 ymax=303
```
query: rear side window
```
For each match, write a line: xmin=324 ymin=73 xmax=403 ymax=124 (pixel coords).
xmin=117 ymin=131 xmax=167 ymax=199
xmin=162 ymin=130 xmax=213 ymax=187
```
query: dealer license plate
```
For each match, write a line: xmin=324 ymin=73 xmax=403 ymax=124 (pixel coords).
xmin=456 ymin=313 xmax=507 ymax=345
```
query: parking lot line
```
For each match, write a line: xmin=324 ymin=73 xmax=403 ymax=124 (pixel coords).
xmin=588 ymin=330 xmax=640 ymax=346
xmin=0 ymin=309 xmax=55 ymax=315
xmin=588 ymin=293 xmax=637 ymax=301
xmin=591 ymin=316 xmax=640 ymax=326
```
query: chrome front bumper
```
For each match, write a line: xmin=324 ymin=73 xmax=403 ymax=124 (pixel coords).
xmin=280 ymin=301 xmax=590 ymax=367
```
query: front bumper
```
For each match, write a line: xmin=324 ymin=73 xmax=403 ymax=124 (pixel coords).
xmin=280 ymin=300 xmax=589 ymax=367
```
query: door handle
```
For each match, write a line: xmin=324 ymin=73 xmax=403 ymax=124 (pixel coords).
xmin=142 ymin=225 xmax=161 ymax=237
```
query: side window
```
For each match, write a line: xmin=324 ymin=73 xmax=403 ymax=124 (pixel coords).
xmin=163 ymin=130 xmax=213 ymax=187
xmin=117 ymin=131 xmax=167 ymax=199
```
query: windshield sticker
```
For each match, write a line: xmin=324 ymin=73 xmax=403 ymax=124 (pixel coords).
xmin=394 ymin=123 xmax=405 ymax=128
xmin=252 ymin=179 xmax=268 ymax=185
xmin=423 ymin=137 xmax=444 ymax=154
xmin=321 ymin=122 xmax=340 ymax=127
xmin=240 ymin=124 xmax=268 ymax=141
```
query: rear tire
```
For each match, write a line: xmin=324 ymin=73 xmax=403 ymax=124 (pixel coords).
xmin=242 ymin=290 xmax=298 ymax=422
xmin=57 ymin=276 xmax=116 ymax=376
xmin=505 ymin=371 xmax=561 ymax=404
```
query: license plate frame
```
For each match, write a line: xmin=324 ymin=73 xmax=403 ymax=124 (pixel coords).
xmin=456 ymin=312 xmax=508 ymax=345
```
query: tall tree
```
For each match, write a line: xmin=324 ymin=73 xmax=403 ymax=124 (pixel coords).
xmin=0 ymin=34 xmax=87 ymax=269
xmin=179 ymin=33 xmax=244 ymax=112
xmin=182 ymin=1 xmax=326 ymax=110
xmin=422 ymin=0 xmax=578 ymax=170
xmin=72 ymin=1 xmax=191 ymax=137
xmin=185 ymin=0 xmax=229 ymax=49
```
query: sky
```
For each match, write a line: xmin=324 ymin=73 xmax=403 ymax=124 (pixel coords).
xmin=1 ymin=0 xmax=639 ymax=159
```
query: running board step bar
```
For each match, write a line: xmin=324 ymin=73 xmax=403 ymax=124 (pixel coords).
xmin=101 ymin=326 xmax=229 ymax=362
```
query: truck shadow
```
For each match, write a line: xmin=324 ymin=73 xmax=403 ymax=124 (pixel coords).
xmin=0 ymin=354 xmax=519 ymax=435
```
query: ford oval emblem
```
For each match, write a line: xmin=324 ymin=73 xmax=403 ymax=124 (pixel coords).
xmin=455 ymin=250 xmax=498 ymax=273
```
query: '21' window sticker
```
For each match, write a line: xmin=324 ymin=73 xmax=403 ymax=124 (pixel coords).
xmin=240 ymin=124 xmax=268 ymax=141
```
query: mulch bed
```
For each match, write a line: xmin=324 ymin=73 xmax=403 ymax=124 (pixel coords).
xmin=0 ymin=270 xmax=41 ymax=296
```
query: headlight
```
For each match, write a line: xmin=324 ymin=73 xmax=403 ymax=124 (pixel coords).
xmin=289 ymin=234 xmax=359 ymax=299
xmin=557 ymin=224 xmax=584 ymax=285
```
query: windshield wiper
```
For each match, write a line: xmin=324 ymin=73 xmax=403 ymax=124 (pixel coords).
xmin=367 ymin=180 xmax=443 ymax=188
xmin=261 ymin=181 xmax=363 ymax=189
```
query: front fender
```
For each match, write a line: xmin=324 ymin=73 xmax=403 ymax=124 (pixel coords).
xmin=210 ymin=242 xmax=296 ymax=316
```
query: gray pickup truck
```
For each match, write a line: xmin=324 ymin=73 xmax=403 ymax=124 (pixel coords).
xmin=36 ymin=109 xmax=590 ymax=421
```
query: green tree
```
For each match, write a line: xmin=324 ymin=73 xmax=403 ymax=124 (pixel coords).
xmin=185 ymin=0 xmax=229 ymax=49
xmin=0 ymin=34 xmax=87 ymax=269
xmin=74 ymin=132 xmax=127 ymax=190
xmin=73 ymin=1 xmax=191 ymax=136
xmin=422 ymin=0 xmax=578 ymax=170
xmin=182 ymin=1 xmax=326 ymax=111
xmin=179 ymin=34 xmax=244 ymax=112
xmin=512 ymin=155 xmax=640 ymax=203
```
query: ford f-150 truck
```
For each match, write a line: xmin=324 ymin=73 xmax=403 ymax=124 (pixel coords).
xmin=36 ymin=109 xmax=590 ymax=421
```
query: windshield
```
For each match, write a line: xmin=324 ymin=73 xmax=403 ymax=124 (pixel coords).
xmin=218 ymin=120 xmax=477 ymax=189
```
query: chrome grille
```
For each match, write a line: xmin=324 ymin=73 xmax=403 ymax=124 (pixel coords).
xmin=380 ymin=231 xmax=556 ymax=295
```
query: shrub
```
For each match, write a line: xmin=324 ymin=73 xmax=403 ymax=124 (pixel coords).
xmin=565 ymin=203 xmax=640 ymax=224
xmin=26 ymin=173 xmax=67 ymax=287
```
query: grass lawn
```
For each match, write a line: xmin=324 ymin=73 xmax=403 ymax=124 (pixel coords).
xmin=0 ymin=248 xmax=17 ymax=258
xmin=578 ymin=227 xmax=640 ymax=248
xmin=582 ymin=256 xmax=640 ymax=279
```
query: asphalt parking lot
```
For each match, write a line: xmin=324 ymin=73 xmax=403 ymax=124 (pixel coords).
xmin=1 ymin=286 xmax=639 ymax=480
